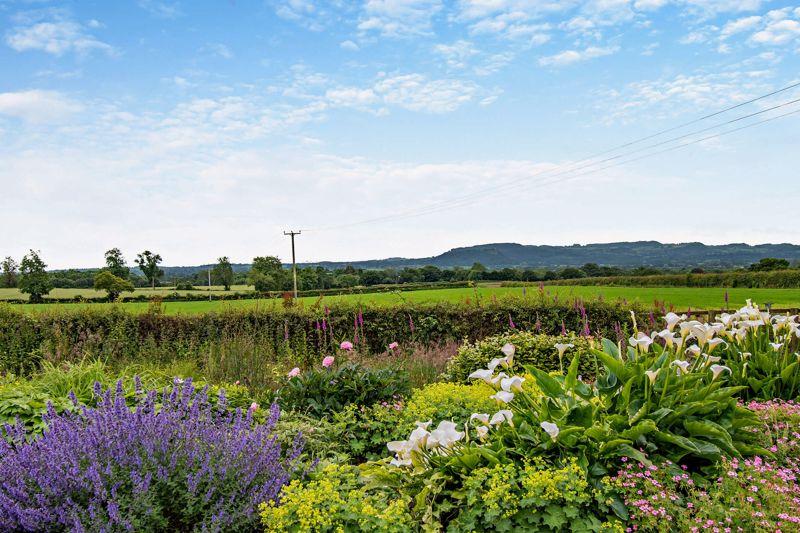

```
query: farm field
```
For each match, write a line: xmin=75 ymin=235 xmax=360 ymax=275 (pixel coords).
xmin=0 ymin=285 xmax=252 ymax=300
xmin=6 ymin=284 xmax=800 ymax=314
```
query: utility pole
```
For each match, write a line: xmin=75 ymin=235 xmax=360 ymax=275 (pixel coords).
xmin=284 ymin=230 xmax=301 ymax=299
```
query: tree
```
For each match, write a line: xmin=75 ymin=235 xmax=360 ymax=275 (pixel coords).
xmin=749 ymin=257 xmax=790 ymax=272
xmin=212 ymin=256 xmax=234 ymax=291
xmin=19 ymin=250 xmax=52 ymax=303
xmin=104 ymin=248 xmax=129 ymax=279
xmin=136 ymin=251 xmax=163 ymax=289
xmin=248 ymin=256 xmax=286 ymax=292
xmin=1 ymin=257 xmax=18 ymax=288
xmin=93 ymin=271 xmax=134 ymax=301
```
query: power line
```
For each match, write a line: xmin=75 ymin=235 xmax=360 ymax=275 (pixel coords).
xmin=307 ymin=90 xmax=800 ymax=231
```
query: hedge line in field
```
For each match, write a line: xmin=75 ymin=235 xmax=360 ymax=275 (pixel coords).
xmin=504 ymin=269 xmax=800 ymax=289
xmin=0 ymin=297 xmax=644 ymax=374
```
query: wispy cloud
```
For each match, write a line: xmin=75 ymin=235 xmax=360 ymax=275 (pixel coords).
xmin=5 ymin=18 xmax=114 ymax=57
xmin=358 ymin=0 xmax=442 ymax=37
xmin=0 ymin=90 xmax=83 ymax=123
xmin=538 ymin=45 xmax=619 ymax=67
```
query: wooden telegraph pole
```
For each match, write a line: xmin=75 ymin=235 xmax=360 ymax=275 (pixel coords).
xmin=283 ymin=230 xmax=301 ymax=299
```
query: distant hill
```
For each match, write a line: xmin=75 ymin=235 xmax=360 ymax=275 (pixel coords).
xmin=299 ymin=241 xmax=800 ymax=270
xmin=109 ymin=241 xmax=800 ymax=277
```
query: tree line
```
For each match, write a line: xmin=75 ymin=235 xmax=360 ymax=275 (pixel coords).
xmin=1 ymin=249 xmax=796 ymax=302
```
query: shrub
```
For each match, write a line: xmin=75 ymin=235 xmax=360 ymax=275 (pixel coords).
xmin=444 ymin=331 xmax=595 ymax=382
xmin=400 ymin=381 xmax=497 ymax=431
xmin=449 ymin=459 xmax=623 ymax=532
xmin=0 ymin=380 xmax=303 ymax=532
xmin=330 ymin=401 xmax=406 ymax=462
xmin=260 ymin=463 xmax=413 ymax=533
xmin=277 ymin=362 xmax=409 ymax=417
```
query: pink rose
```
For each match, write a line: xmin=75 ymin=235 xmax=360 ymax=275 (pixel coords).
xmin=287 ymin=367 xmax=301 ymax=378
xmin=322 ymin=356 xmax=335 ymax=368
xmin=339 ymin=341 xmax=353 ymax=351
xmin=388 ymin=342 xmax=399 ymax=350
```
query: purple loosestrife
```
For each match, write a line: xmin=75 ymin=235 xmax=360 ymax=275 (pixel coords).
xmin=0 ymin=379 xmax=303 ymax=532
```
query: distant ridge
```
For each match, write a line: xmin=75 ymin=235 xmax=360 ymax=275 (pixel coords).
xmin=115 ymin=241 xmax=800 ymax=276
xmin=298 ymin=241 xmax=800 ymax=270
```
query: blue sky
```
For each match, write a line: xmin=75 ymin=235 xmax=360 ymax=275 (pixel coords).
xmin=1 ymin=0 xmax=799 ymax=268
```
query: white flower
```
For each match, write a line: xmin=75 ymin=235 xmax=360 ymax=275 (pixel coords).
xmin=409 ymin=425 xmax=432 ymax=450
xmin=705 ymin=338 xmax=727 ymax=353
xmin=470 ymin=413 xmax=490 ymax=425
xmin=671 ymin=360 xmax=691 ymax=374
xmin=644 ymin=369 xmax=660 ymax=384
xmin=678 ymin=320 xmax=701 ymax=337
xmin=476 ymin=426 xmax=489 ymax=439
xmin=501 ymin=343 xmax=516 ymax=358
xmin=468 ymin=369 xmax=494 ymax=382
xmin=685 ymin=345 xmax=702 ymax=357
xmin=690 ymin=324 xmax=716 ymax=347
xmin=770 ymin=342 xmax=784 ymax=351
xmin=540 ymin=421 xmax=559 ymax=440
xmin=490 ymin=390 xmax=515 ymax=404
xmin=716 ymin=313 xmax=734 ymax=327
xmin=709 ymin=364 xmax=731 ymax=381
xmin=490 ymin=410 xmax=514 ymax=426
xmin=656 ymin=329 xmax=677 ymax=347
xmin=554 ymin=343 xmax=574 ymax=357
xmin=487 ymin=358 xmax=505 ymax=372
xmin=387 ymin=440 xmax=413 ymax=467
xmin=702 ymin=354 xmax=721 ymax=365
xmin=489 ymin=372 xmax=509 ymax=387
xmin=663 ymin=312 xmax=686 ymax=331
xmin=500 ymin=376 xmax=525 ymax=393
xmin=428 ymin=421 xmax=464 ymax=450
xmin=628 ymin=332 xmax=654 ymax=352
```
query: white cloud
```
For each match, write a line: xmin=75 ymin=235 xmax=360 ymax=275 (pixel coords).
xmin=5 ymin=20 xmax=114 ymax=57
xmin=137 ymin=0 xmax=182 ymax=18
xmin=0 ymin=90 xmax=83 ymax=123
xmin=324 ymin=87 xmax=379 ymax=109
xmin=750 ymin=18 xmax=800 ymax=45
xmin=720 ymin=15 xmax=762 ymax=38
xmin=358 ymin=0 xmax=442 ymax=37
xmin=205 ymin=43 xmax=233 ymax=59
xmin=373 ymin=74 xmax=479 ymax=113
xmin=538 ymin=45 xmax=619 ymax=66
xmin=340 ymin=39 xmax=359 ymax=51
xmin=433 ymin=40 xmax=479 ymax=69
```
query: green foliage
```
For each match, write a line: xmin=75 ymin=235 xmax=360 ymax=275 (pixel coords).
xmin=135 ymin=250 xmax=163 ymax=289
xmin=1 ymin=257 xmax=18 ymax=289
xmin=260 ymin=463 xmax=414 ymax=532
xmin=212 ymin=256 xmax=234 ymax=291
xmin=277 ymin=362 xmax=410 ymax=418
xmin=249 ymin=256 xmax=287 ymax=292
xmin=329 ymin=402 xmax=406 ymax=462
xmin=749 ymin=257 xmax=791 ymax=272
xmin=93 ymin=270 xmax=135 ymax=301
xmin=448 ymin=459 xmax=622 ymax=532
xmin=444 ymin=331 xmax=595 ymax=382
xmin=544 ymin=269 xmax=800 ymax=289
xmin=104 ymin=248 xmax=130 ymax=280
xmin=401 ymin=381 xmax=496 ymax=431
xmin=18 ymin=250 xmax=52 ymax=303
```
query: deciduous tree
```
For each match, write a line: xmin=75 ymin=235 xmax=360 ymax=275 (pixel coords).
xmin=19 ymin=250 xmax=52 ymax=303
xmin=212 ymin=256 xmax=234 ymax=291
xmin=1 ymin=257 xmax=18 ymax=288
xmin=93 ymin=270 xmax=135 ymax=301
xmin=104 ymin=248 xmax=129 ymax=280
xmin=136 ymin=250 xmax=163 ymax=289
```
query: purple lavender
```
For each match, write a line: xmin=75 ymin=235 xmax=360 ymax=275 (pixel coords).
xmin=0 ymin=380 xmax=303 ymax=532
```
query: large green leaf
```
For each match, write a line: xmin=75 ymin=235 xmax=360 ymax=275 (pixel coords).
xmin=527 ymin=366 xmax=564 ymax=399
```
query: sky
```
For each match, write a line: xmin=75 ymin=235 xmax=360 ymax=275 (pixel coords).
xmin=0 ymin=0 xmax=799 ymax=269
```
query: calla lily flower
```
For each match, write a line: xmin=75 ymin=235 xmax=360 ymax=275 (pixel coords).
xmin=500 ymin=376 xmax=525 ymax=393
xmin=690 ymin=324 xmax=716 ymax=347
xmin=468 ymin=369 xmax=494 ymax=382
xmin=644 ymin=369 xmax=660 ymax=384
xmin=705 ymin=338 xmax=727 ymax=353
xmin=476 ymin=426 xmax=489 ymax=439
xmin=470 ymin=413 xmax=490 ymax=425
xmin=489 ymin=372 xmax=509 ymax=387
xmin=490 ymin=391 xmax=515 ymax=404
xmin=501 ymin=343 xmax=516 ymax=358
xmin=685 ymin=345 xmax=702 ymax=357
xmin=490 ymin=410 xmax=514 ymax=426
xmin=770 ymin=342 xmax=784 ymax=351
xmin=540 ymin=421 xmax=559 ymax=441
xmin=628 ymin=332 xmax=653 ymax=352
xmin=663 ymin=312 xmax=686 ymax=331
xmin=487 ymin=358 xmax=505 ymax=372
xmin=656 ymin=329 xmax=676 ymax=347
xmin=428 ymin=421 xmax=464 ymax=449
xmin=702 ymin=354 xmax=721 ymax=365
xmin=671 ymin=360 xmax=691 ymax=374
xmin=554 ymin=343 xmax=574 ymax=357
xmin=709 ymin=364 xmax=731 ymax=381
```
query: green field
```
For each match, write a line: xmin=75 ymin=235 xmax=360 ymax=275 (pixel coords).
xmin=4 ymin=285 xmax=800 ymax=314
xmin=0 ymin=285 xmax=253 ymax=301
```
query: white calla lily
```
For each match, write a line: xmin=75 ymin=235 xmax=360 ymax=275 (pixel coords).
xmin=501 ymin=343 xmax=516 ymax=358
xmin=644 ymin=369 xmax=660 ymax=384
xmin=490 ymin=410 xmax=514 ymax=426
xmin=500 ymin=376 xmax=525 ymax=393
xmin=540 ymin=421 xmax=560 ymax=441
xmin=671 ymin=360 xmax=691 ymax=374
xmin=663 ymin=312 xmax=686 ymax=332
xmin=476 ymin=426 xmax=489 ymax=439
xmin=709 ymin=364 xmax=731 ymax=381
xmin=490 ymin=390 xmax=515 ymax=404
xmin=470 ymin=413 xmax=490 ymax=425
xmin=468 ymin=368 xmax=494 ymax=382
xmin=628 ymin=332 xmax=653 ymax=352
xmin=554 ymin=343 xmax=574 ymax=357
xmin=428 ymin=421 xmax=464 ymax=450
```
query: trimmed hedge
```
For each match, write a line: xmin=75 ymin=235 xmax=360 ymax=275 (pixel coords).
xmin=443 ymin=331 xmax=596 ymax=383
xmin=527 ymin=269 xmax=800 ymax=289
xmin=0 ymin=298 xmax=641 ymax=374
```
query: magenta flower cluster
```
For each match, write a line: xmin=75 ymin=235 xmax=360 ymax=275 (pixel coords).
xmin=0 ymin=379 xmax=303 ymax=532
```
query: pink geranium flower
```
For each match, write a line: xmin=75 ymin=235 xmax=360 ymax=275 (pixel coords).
xmin=287 ymin=367 xmax=301 ymax=378
xmin=388 ymin=342 xmax=399 ymax=350
xmin=339 ymin=341 xmax=353 ymax=351
xmin=322 ymin=356 xmax=335 ymax=367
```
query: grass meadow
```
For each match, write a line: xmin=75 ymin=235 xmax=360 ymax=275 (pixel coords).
xmin=6 ymin=284 xmax=800 ymax=314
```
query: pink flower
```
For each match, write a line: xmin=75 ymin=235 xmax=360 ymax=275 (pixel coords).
xmin=287 ymin=367 xmax=301 ymax=378
xmin=388 ymin=342 xmax=399 ymax=350
xmin=249 ymin=402 xmax=259 ymax=412
xmin=322 ymin=356 xmax=335 ymax=368
xmin=339 ymin=341 xmax=353 ymax=351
